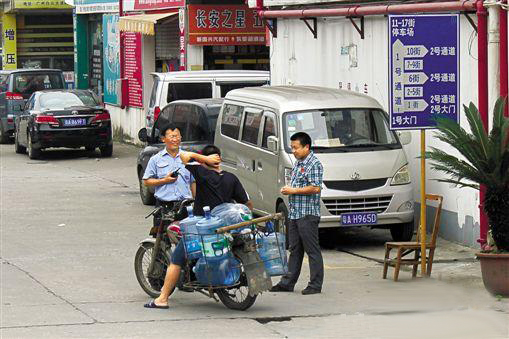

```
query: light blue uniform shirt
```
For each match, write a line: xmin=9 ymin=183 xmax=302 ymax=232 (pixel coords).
xmin=142 ymin=148 xmax=194 ymax=202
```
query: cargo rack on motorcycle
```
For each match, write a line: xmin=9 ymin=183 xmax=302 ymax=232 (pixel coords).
xmin=181 ymin=213 xmax=287 ymax=290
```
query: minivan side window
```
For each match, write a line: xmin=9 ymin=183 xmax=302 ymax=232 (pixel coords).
xmin=167 ymin=83 xmax=212 ymax=103
xmin=261 ymin=115 xmax=276 ymax=149
xmin=219 ymin=82 xmax=268 ymax=97
xmin=241 ymin=110 xmax=262 ymax=145
xmin=221 ymin=103 xmax=243 ymax=140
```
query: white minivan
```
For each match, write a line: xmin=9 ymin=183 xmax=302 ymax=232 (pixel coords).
xmin=215 ymin=86 xmax=415 ymax=242
xmin=145 ymin=70 xmax=270 ymax=137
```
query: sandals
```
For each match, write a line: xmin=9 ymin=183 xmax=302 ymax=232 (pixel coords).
xmin=143 ymin=300 xmax=169 ymax=309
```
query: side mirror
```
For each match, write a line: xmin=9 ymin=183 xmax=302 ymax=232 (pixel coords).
xmin=267 ymin=135 xmax=279 ymax=153
xmin=138 ymin=128 xmax=148 ymax=142
xmin=398 ymin=131 xmax=412 ymax=145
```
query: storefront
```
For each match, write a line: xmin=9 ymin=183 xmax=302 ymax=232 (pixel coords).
xmin=74 ymin=0 xmax=120 ymax=95
xmin=187 ymin=4 xmax=269 ymax=71
xmin=1 ymin=0 xmax=74 ymax=75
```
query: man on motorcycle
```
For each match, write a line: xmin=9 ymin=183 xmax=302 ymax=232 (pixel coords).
xmin=142 ymin=124 xmax=220 ymax=227
xmin=144 ymin=144 xmax=252 ymax=309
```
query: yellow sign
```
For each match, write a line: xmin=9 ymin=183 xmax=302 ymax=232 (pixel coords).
xmin=14 ymin=0 xmax=71 ymax=9
xmin=2 ymin=14 xmax=17 ymax=70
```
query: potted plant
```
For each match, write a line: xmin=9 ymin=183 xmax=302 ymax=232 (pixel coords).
xmin=426 ymin=98 xmax=509 ymax=297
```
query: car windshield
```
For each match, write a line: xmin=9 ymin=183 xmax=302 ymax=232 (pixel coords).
xmin=283 ymin=108 xmax=399 ymax=152
xmin=39 ymin=92 xmax=99 ymax=110
xmin=13 ymin=73 xmax=64 ymax=99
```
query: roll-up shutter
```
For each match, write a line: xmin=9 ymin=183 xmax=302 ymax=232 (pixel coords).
xmin=155 ymin=20 xmax=179 ymax=60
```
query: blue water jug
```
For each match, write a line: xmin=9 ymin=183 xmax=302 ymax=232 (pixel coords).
xmin=211 ymin=203 xmax=252 ymax=233
xmin=180 ymin=206 xmax=203 ymax=259
xmin=193 ymin=256 xmax=241 ymax=286
xmin=257 ymin=232 xmax=288 ymax=276
xmin=196 ymin=206 xmax=224 ymax=235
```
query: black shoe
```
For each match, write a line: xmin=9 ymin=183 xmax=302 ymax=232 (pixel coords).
xmin=270 ymin=284 xmax=293 ymax=292
xmin=301 ymin=286 xmax=321 ymax=295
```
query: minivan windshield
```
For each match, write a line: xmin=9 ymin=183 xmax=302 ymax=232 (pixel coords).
xmin=283 ymin=108 xmax=399 ymax=153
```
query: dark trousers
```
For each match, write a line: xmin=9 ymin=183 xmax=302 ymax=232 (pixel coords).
xmin=280 ymin=215 xmax=324 ymax=291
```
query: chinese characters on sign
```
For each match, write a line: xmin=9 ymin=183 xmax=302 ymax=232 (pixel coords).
xmin=188 ymin=5 xmax=265 ymax=45
xmin=123 ymin=32 xmax=143 ymax=108
xmin=389 ymin=15 xmax=459 ymax=130
xmin=14 ymin=0 xmax=70 ymax=9
xmin=179 ymin=7 xmax=186 ymax=71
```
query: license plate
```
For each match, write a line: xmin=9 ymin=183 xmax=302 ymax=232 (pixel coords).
xmin=63 ymin=118 xmax=87 ymax=127
xmin=341 ymin=212 xmax=377 ymax=226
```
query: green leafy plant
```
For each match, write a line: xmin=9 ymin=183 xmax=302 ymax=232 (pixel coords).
xmin=426 ymin=98 xmax=509 ymax=251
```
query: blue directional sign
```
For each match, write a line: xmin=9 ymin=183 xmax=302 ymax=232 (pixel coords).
xmin=389 ymin=15 xmax=459 ymax=130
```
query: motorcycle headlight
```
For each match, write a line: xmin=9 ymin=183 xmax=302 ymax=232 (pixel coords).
xmin=391 ymin=164 xmax=411 ymax=185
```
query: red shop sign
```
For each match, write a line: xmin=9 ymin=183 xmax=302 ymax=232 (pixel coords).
xmin=134 ymin=0 xmax=184 ymax=11
xmin=188 ymin=4 xmax=265 ymax=45
xmin=123 ymin=32 xmax=143 ymax=108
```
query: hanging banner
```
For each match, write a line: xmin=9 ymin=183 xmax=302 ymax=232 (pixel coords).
xmin=123 ymin=32 xmax=143 ymax=108
xmin=134 ymin=0 xmax=184 ymax=11
xmin=188 ymin=4 xmax=265 ymax=45
xmin=103 ymin=14 xmax=120 ymax=104
xmin=179 ymin=7 xmax=186 ymax=70
xmin=2 ymin=14 xmax=17 ymax=70
xmin=389 ymin=14 xmax=459 ymax=130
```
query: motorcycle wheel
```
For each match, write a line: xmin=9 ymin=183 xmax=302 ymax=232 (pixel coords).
xmin=216 ymin=274 xmax=257 ymax=311
xmin=134 ymin=242 xmax=174 ymax=298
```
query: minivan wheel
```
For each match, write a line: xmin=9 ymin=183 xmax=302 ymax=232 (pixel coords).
xmin=390 ymin=221 xmax=415 ymax=241
xmin=276 ymin=203 xmax=290 ymax=250
xmin=139 ymin=176 xmax=155 ymax=205
xmin=27 ymin=133 xmax=41 ymax=159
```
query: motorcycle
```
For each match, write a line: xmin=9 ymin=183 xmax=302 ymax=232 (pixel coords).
xmin=134 ymin=200 xmax=284 ymax=311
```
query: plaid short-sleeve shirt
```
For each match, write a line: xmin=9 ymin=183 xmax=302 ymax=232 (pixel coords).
xmin=288 ymin=151 xmax=324 ymax=220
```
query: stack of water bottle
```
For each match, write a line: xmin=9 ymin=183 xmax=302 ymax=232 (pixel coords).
xmin=256 ymin=223 xmax=288 ymax=276
xmin=179 ymin=203 xmax=288 ymax=286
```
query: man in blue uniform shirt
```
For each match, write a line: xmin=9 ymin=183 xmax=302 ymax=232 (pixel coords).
xmin=143 ymin=124 xmax=219 ymax=226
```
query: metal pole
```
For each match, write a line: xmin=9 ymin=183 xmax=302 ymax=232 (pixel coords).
xmin=420 ymin=130 xmax=427 ymax=276
xmin=500 ymin=0 xmax=508 ymax=117
xmin=477 ymin=0 xmax=489 ymax=247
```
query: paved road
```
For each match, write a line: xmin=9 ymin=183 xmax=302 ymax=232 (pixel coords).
xmin=1 ymin=143 xmax=508 ymax=338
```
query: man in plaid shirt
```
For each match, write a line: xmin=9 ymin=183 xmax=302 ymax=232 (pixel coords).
xmin=271 ymin=132 xmax=324 ymax=295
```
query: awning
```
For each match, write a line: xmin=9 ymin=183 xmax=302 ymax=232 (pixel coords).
xmin=119 ymin=12 xmax=178 ymax=35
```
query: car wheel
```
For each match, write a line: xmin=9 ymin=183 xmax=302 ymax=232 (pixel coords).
xmin=27 ymin=132 xmax=41 ymax=160
xmin=390 ymin=221 xmax=415 ymax=241
xmin=100 ymin=144 xmax=113 ymax=157
xmin=14 ymin=127 xmax=26 ymax=154
xmin=139 ymin=175 xmax=155 ymax=205
xmin=276 ymin=203 xmax=290 ymax=250
xmin=0 ymin=123 xmax=9 ymax=144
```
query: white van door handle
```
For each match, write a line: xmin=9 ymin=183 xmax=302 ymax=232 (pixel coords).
xmin=257 ymin=161 xmax=263 ymax=171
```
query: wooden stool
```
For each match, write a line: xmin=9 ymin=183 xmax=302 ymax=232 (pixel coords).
xmin=383 ymin=194 xmax=443 ymax=281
